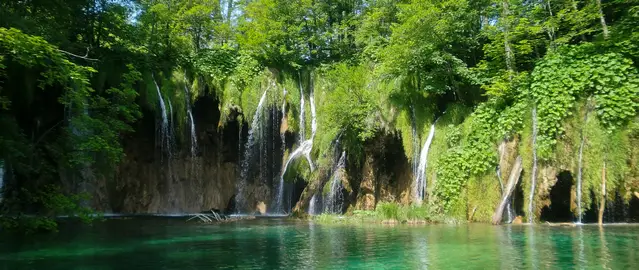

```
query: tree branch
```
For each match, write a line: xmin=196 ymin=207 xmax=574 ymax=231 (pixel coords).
xmin=58 ymin=48 xmax=99 ymax=61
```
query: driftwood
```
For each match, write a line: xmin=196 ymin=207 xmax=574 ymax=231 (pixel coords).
xmin=598 ymin=161 xmax=607 ymax=225
xmin=492 ymin=156 xmax=523 ymax=225
xmin=186 ymin=211 xmax=257 ymax=224
xmin=545 ymin=221 xmax=576 ymax=227
xmin=187 ymin=214 xmax=215 ymax=223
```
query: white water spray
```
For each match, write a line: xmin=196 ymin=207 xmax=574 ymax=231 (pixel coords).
xmin=277 ymin=76 xmax=318 ymax=213
xmin=187 ymin=111 xmax=197 ymax=157
xmin=152 ymin=75 xmax=170 ymax=155
xmin=0 ymin=161 xmax=4 ymax=201
xmin=236 ymin=89 xmax=269 ymax=213
xmin=325 ymin=151 xmax=347 ymax=214
xmin=410 ymin=107 xmax=420 ymax=183
xmin=309 ymin=194 xmax=318 ymax=216
xmin=183 ymin=82 xmax=198 ymax=158
xmin=528 ymin=107 xmax=538 ymax=223
xmin=298 ymin=76 xmax=306 ymax=143
xmin=281 ymin=88 xmax=287 ymax=160
xmin=576 ymin=108 xmax=590 ymax=224
xmin=414 ymin=123 xmax=436 ymax=204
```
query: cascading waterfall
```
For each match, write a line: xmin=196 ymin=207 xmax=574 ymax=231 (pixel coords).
xmin=325 ymin=151 xmax=347 ymax=214
xmin=152 ymin=75 xmax=171 ymax=156
xmin=528 ymin=107 xmax=538 ymax=223
xmin=277 ymin=77 xmax=318 ymax=213
xmin=298 ymin=76 xmax=306 ymax=143
xmin=168 ymin=98 xmax=175 ymax=157
xmin=187 ymin=111 xmax=197 ymax=156
xmin=281 ymin=87 xmax=287 ymax=149
xmin=306 ymin=79 xmax=317 ymax=171
xmin=309 ymin=194 xmax=318 ymax=216
xmin=0 ymin=161 xmax=4 ymax=201
xmin=236 ymin=89 xmax=269 ymax=213
xmin=414 ymin=123 xmax=436 ymax=204
xmin=410 ymin=107 xmax=420 ymax=183
xmin=277 ymin=140 xmax=312 ymax=212
xmin=576 ymin=108 xmax=590 ymax=224
xmin=183 ymin=82 xmax=197 ymax=158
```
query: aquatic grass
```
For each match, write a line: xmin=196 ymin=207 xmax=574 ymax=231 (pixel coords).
xmin=376 ymin=202 xmax=400 ymax=221
xmin=313 ymin=202 xmax=436 ymax=225
xmin=403 ymin=205 xmax=429 ymax=221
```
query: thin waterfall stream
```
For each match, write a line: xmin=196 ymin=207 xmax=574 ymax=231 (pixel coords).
xmin=410 ymin=106 xmax=419 ymax=183
xmin=277 ymin=76 xmax=317 ymax=213
xmin=236 ymin=88 xmax=269 ymax=213
xmin=152 ymin=75 xmax=171 ymax=156
xmin=414 ymin=122 xmax=436 ymax=204
xmin=298 ymin=76 xmax=305 ymax=143
xmin=183 ymin=80 xmax=197 ymax=158
xmin=0 ymin=161 xmax=4 ymax=201
xmin=309 ymin=194 xmax=318 ymax=216
xmin=576 ymin=106 xmax=591 ymax=224
xmin=528 ymin=107 xmax=538 ymax=223
xmin=325 ymin=151 xmax=346 ymax=214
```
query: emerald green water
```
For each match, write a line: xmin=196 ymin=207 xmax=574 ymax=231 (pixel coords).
xmin=1 ymin=217 xmax=638 ymax=269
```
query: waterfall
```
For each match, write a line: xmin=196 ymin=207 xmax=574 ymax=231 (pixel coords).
xmin=305 ymin=78 xmax=317 ymax=171
xmin=325 ymin=151 xmax=347 ymax=214
xmin=281 ymin=87 xmax=287 ymax=149
xmin=414 ymin=123 xmax=436 ymax=204
xmin=236 ymin=89 xmax=269 ymax=213
xmin=576 ymin=109 xmax=590 ymax=224
xmin=276 ymin=140 xmax=313 ymax=212
xmin=410 ymin=107 xmax=420 ymax=183
xmin=183 ymin=82 xmax=197 ymax=158
xmin=152 ymin=75 xmax=171 ymax=156
xmin=576 ymin=136 xmax=585 ymax=223
xmin=168 ymin=99 xmax=175 ymax=156
xmin=187 ymin=111 xmax=197 ymax=157
xmin=528 ymin=107 xmax=538 ymax=223
xmin=0 ymin=161 xmax=4 ymax=201
xmin=277 ymin=77 xmax=318 ymax=213
xmin=309 ymin=194 xmax=318 ymax=216
xmin=298 ymin=76 xmax=306 ymax=142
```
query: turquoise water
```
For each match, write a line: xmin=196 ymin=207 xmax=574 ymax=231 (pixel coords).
xmin=1 ymin=217 xmax=638 ymax=269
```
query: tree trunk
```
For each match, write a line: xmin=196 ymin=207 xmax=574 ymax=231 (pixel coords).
xmin=502 ymin=0 xmax=514 ymax=75
xmin=596 ymin=0 xmax=609 ymax=39
xmin=226 ymin=0 xmax=234 ymax=23
xmin=598 ymin=161 xmax=606 ymax=225
xmin=492 ymin=156 xmax=523 ymax=225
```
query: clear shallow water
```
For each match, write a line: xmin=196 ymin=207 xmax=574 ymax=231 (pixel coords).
xmin=1 ymin=218 xmax=638 ymax=269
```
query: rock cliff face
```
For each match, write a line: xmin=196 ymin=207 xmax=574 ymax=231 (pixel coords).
xmin=85 ymin=94 xmax=306 ymax=214
xmin=354 ymin=133 xmax=413 ymax=210
xmin=89 ymin=95 xmax=242 ymax=213
xmin=292 ymin=132 xmax=413 ymax=214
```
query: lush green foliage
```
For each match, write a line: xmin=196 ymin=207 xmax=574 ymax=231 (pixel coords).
xmin=1 ymin=0 xmax=638 ymax=225
xmin=531 ymin=45 xmax=639 ymax=159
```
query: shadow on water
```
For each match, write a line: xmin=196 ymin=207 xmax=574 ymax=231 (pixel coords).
xmin=2 ymin=218 xmax=639 ymax=269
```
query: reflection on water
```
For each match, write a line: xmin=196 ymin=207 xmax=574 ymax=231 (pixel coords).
xmin=1 ymin=218 xmax=639 ymax=269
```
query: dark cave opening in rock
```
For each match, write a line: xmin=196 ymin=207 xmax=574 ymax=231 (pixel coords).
xmin=512 ymin=174 xmax=525 ymax=217
xmin=540 ymin=171 xmax=574 ymax=222
xmin=583 ymin=190 xmax=634 ymax=223
xmin=628 ymin=195 xmax=639 ymax=222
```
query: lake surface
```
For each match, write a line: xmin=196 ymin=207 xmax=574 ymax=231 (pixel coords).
xmin=1 ymin=217 xmax=638 ymax=269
